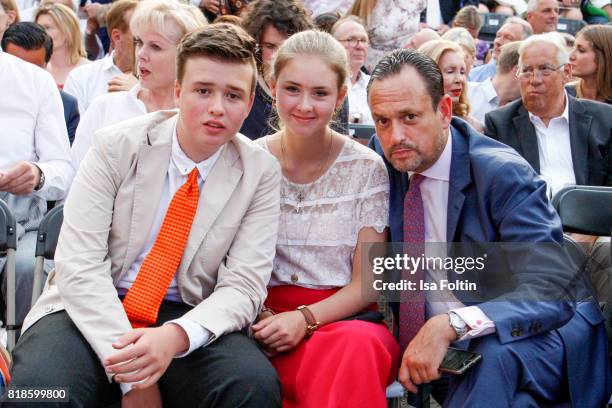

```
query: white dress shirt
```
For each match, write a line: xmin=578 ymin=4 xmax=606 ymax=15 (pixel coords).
xmin=528 ymin=94 xmax=575 ymax=198
xmin=425 ymin=0 xmax=444 ymax=28
xmin=71 ymin=84 xmax=147 ymax=170
xmin=410 ymin=133 xmax=496 ymax=340
xmin=117 ymin=127 xmax=223 ymax=394
xmin=348 ymin=72 xmax=375 ymax=126
xmin=63 ymin=52 xmax=124 ymax=114
xmin=0 ymin=51 xmax=73 ymax=201
xmin=467 ymin=78 xmax=500 ymax=124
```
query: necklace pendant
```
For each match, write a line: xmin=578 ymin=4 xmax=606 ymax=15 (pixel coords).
xmin=295 ymin=203 xmax=301 ymax=213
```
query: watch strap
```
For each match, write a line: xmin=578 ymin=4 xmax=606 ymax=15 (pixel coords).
xmin=296 ymin=305 xmax=320 ymax=336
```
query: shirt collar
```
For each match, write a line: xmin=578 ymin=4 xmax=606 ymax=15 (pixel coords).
xmin=481 ymin=77 xmax=499 ymax=104
xmin=528 ymin=91 xmax=569 ymax=125
xmin=353 ymin=71 xmax=370 ymax=89
xmin=102 ymin=51 xmax=119 ymax=72
xmin=409 ymin=130 xmax=452 ymax=182
xmin=171 ymin=124 xmax=223 ymax=180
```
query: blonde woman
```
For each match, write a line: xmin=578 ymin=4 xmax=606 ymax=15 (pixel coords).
xmin=253 ymin=30 xmax=398 ymax=408
xmin=35 ymin=3 xmax=88 ymax=88
xmin=71 ymin=0 xmax=207 ymax=169
xmin=419 ymin=39 xmax=483 ymax=131
xmin=0 ymin=0 xmax=18 ymax=40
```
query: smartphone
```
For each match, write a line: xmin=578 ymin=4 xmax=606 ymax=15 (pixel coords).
xmin=439 ymin=347 xmax=482 ymax=375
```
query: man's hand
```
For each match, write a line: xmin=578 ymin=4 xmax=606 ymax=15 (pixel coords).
xmin=82 ymin=3 xmax=102 ymax=20
xmin=105 ymin=324 xmax=189 ymax=390
xmin=122 ymin=383 xmax=162 ymax=408
xmin=0 ymin=161 xmax=41 ymax=195
xmin=251 ymin=310 xmax=307 ymax=353
xmin=108 ymin=74 xmax=138 ymax=93
xmin=398 ymin=314 xmax=457 ymax=393
xmin=200 ymin=0 xmax=221 ymax=14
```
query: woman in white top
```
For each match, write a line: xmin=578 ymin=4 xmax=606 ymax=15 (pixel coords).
xmin=332 ymin=15 xmax=374 ymax=125
xmin=35 ymin=3 xmax=88 ymax=88
xmin=71 ymin=0 xmax=207 ymax=169
xmin=252 ymin=30 xmax=398 ymax=408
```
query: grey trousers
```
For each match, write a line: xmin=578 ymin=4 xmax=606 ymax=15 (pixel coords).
xmin=1 ymin=301 xmax=281 ymax=408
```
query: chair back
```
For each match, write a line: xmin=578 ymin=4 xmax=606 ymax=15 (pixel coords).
xmin=0 ymin=199 xmax=17 ymax=253
xmin=349 ymin=124 xmax=376 ymax=141
xmin=478 ymin=13 xmax=509 ymax=42
xmin=552 ymin=186 xmax=612 ymax=236
xmin=556 ymin=18 xmax=586 ymax=36
xmin=35 ymin=205 xmax=64 ymax=260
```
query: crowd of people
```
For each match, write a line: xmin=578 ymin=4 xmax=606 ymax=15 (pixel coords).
xmin=0 ymin=0 xmax=611 ymax=406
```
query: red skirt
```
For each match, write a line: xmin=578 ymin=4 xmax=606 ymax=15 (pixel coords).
xmin=265 ymin=286 xmax=400 ymax=408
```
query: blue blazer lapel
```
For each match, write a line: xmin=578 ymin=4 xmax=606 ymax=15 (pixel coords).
xmin=514 ymin=105 xmax=540 ymax=173
xmin=447 ymin=123 xmax=471 ymax=241
xmin=567 ymin=96 xmax=591 ymax=185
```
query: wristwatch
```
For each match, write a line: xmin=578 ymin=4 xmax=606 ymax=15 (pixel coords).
xmin=448 ymin=311 xmax=469 ymax=340
xmin=32 ymin=163 xmax=45 ymax=191
xmin=296 ymin=305 xmax=320 ymax=337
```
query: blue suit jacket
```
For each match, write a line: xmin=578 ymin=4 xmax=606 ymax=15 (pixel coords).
xmin=60 ymin=90 xmax=79 ymax=145
xmin=371 ymin=118 xmax=610 ymax=407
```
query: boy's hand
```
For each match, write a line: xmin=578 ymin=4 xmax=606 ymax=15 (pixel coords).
xmin=105 ymin=324 xmax=189 ymax=389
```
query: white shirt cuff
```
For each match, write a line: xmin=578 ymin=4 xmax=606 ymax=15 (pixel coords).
xmin=451 ymin=306 xmax=496 ymax=341
xmin=165 ymin=318 xmax=211 ymax=357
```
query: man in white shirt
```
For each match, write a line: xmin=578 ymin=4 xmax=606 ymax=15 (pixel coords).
xmin=4 ymin=23 xmax=281 ymax=408
xmin=63 ymin=0 xmax=137 ymax=114
xmin=527 ymin=0 xmax=560 ymax=34
xmin=484 ymin=33 xmax=612 ymax=196
xmin=0 ymin=50 xmax=74 ymax=333
xmin=468 ymin=41 xmax=521 ymax=123
xmin=368 ymin=48 xmax=609 ymax=407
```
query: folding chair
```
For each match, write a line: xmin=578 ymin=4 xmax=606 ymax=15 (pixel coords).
xmin=31 ymin=205 xmax=64 ymax=305
xmin=477 ymin=13 xmax=509 ymax=42
xmin=556 ymin=18 xmax=587 ymax=36
xmin=0 ymin=200 xmax=17 ymax=352
xmin=552 ymin=185 xmax=612 ymax=368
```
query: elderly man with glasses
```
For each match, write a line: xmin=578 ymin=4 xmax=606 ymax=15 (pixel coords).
xmin=484 ymin=32 xmax=612 ymax=197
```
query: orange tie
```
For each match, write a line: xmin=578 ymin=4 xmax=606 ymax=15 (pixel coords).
xmin=123 ymin=168 xmax=200 ymax=328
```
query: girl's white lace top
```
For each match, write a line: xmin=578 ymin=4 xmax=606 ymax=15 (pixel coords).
xmin=257 ymin=137 xmax=390 ymax=288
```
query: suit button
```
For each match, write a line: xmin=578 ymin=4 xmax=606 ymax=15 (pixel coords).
xmin=44 ymin=305 xmax=54 ymax=313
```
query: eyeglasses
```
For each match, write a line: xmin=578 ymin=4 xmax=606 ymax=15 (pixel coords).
xmin=338 ymin=37 xmax=369 ymax=47
xmin=516 ymin=63 xmax=567 ymax=80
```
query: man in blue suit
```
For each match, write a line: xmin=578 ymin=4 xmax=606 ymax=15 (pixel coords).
xmin=367 ymin=49 xmax=610 ymax=407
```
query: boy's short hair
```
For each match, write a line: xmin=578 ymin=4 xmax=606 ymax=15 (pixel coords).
xmin=176 ymin=23 xmax=258 ymax=95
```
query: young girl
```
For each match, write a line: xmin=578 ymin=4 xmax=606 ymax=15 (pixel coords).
xmin=252 ymin=30 xmax=399 ymax=408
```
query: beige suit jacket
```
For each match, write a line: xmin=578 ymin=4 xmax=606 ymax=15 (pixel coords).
xmin=22 ymin=110 xmax=281 ymax=379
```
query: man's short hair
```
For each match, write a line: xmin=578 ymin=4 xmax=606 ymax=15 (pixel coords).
xmin=519 ymin=32 xmax=569 ymax=66
xmin=1 ymin=22 xmax=53 ymax=63
xmin=106 ymin=0 xmax=138 ymax=35
xmin=330 ymin=15 xmax=366 ymax=36
xmin=496 ymin=41 xmax=521 ymax=74
xmin=367 ymin=49 xmax=444 ymax=110
xmin=176 ymin=23 xmax=258 ymax=96
xmin=503 ymin=17 xmax=533 ymax=39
